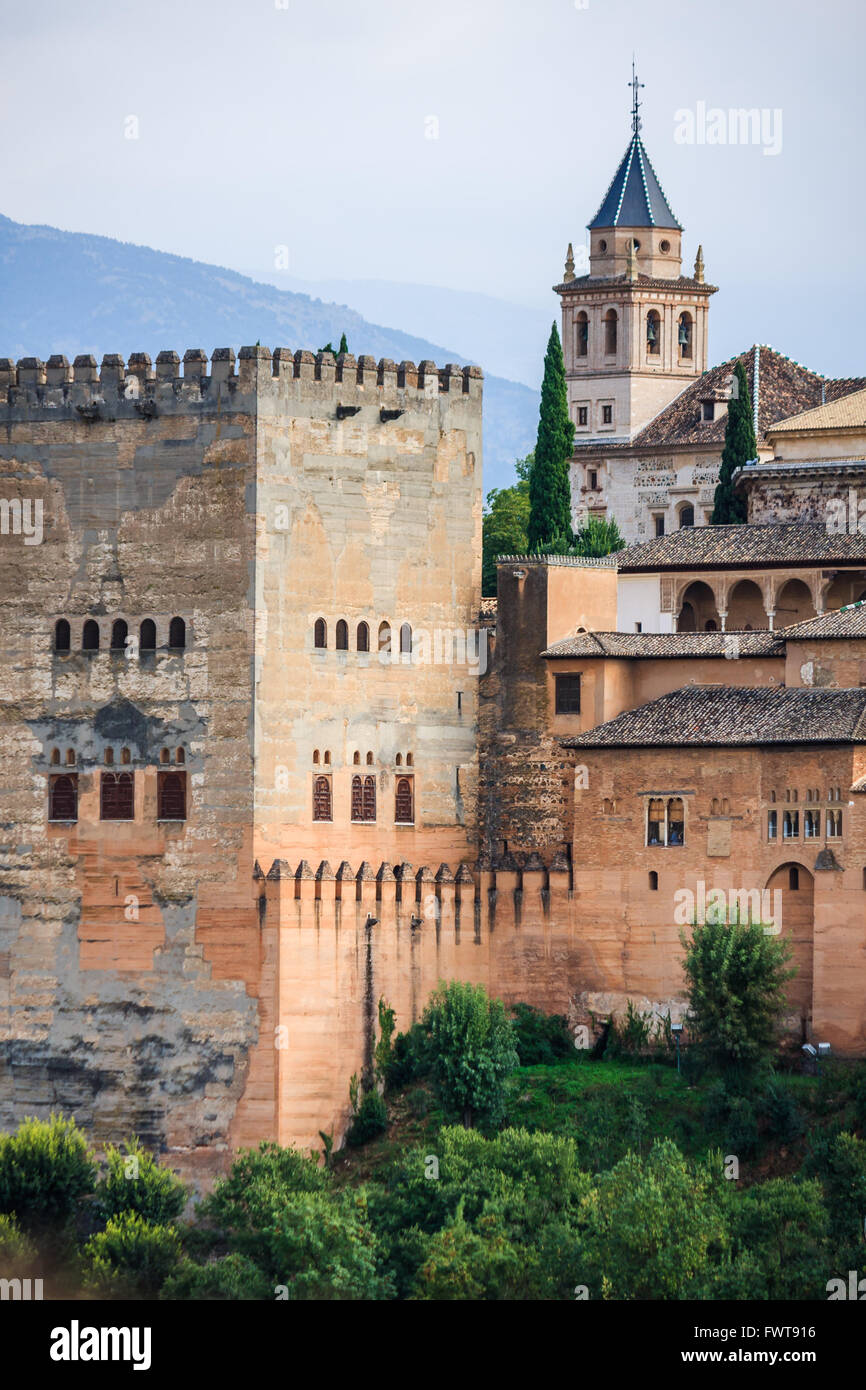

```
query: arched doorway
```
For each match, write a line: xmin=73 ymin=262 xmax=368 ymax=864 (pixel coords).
xmin=677 ymin=581 xmax=719 ymax=633
xmin=765 ymin=862 xmax=814 ymax=1036
xmin=774 ymin=579 xmax=816 ymax=627
xmin=726 ymin=579 xmax=767 ymax=630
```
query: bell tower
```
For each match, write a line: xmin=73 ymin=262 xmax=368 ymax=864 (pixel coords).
xmin=555 ymin=68 xmax=717 ymax=444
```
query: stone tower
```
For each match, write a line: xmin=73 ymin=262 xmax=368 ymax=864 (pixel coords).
xmin=554 ymin=78 xmax=717 ymax=447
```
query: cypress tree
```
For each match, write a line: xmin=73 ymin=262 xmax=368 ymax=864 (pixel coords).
xmin=711 ymin=361 xmax=755 ymax=524
xmin=528 ymin=323 xmax=575 ymax=550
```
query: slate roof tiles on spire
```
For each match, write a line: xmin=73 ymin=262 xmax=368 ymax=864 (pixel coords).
xmin=588 ymin=133 xmax=682 ymax=231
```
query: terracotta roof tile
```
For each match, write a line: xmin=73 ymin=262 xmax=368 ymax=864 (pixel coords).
xmin=780 ymin=600 xmax=866 ymax=640
xmin=617 ymin=522 xmax=866 ymax=571
xmin=542 ymin=630 xmax=784 ymax=659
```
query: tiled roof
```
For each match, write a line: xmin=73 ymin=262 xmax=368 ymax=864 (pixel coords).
xmin=616 ymin=523 xmax=866 ymax=572
xmin=780 ymin=600 xmax=866 ymax=640
xmin=769 ymin=387 xmax=866 ymax=434
xmin=542 ymin=630 xmax=784 ymax=659
xmin=588 ymin=133 xmax=682 ymax=230
xmin=564 ymin=685 xmax=866 ymax=748
xmin=614 ymin=346 xmax=866 ymax=451
xmin=555 ymin=273 xmax=714 ymax=294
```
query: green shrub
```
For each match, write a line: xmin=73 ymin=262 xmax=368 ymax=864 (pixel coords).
xmin=510 ymin=1003 xmax=573 ymax=1066
xmin=725 ymin=1097 xmax=759 ymax=1159
xmin=0 ymin=1213 xmax=38 ymax=1275
xmin=94 ymin=1138 xmax=187 ymax=1226
xmin=0 ymin=1115 xmax=96 ymax=1241
xmin=385 ymin=1022 xmax=432 ymax=1089
xmin=162 ymin=1253 xmax=272 ymax=1301
xmin=83 ymin=1212 xmax=181 ymax=1298
xmin=423 ymin=981 xmax=519 ymax=1128
xmin=407 ymin=1088 xmax=431 ymax=1120
xmin=607 ymin=1000 xmax=655 ymax=1058
xmin=345 ymin=1092 xmax=388 ymax=1147
xmin=760 ymin=1082 xmax=805 ymax=1145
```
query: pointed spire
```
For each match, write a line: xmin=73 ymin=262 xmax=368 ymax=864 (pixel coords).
xmin=563 ymin=242 xmax=576 ymax=282
xmin=629 ymin=57 xmax=645 ymax=136
xmin=694 ymin=244 xmax=705 ymax=283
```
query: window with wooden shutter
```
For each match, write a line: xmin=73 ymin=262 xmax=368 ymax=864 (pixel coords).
xmin=313 ymin=775 xmax=332 ymax=822
xmin=101 ymin=771 xmax=134 ymax=821
xmin=49 ymin=774 xmax=78 ymax=822
xmin=351 ymin=775 xmax=364 ymax=822
xmin=363 ymin=775 xmax=376 ymax=822
xmin=158 ymin=771 xmax=187 ymax=821
xmin=395 ymin=777 xmax=414 ymax=824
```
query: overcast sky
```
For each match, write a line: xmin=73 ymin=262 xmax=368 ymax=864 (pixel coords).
xmin=2 ymin=0 xmax=863 ymax=378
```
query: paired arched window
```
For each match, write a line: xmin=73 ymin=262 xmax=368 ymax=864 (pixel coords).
xmin=647 ymin=797 xmax=684 ymax=846
xmin=140 ymin=619 xmax=156 ymax=651
xmin=827 ymin=810 xmax=843 ymax=838
xmin=804 ymin=810 xmax=821 ymax=839
xmin=351 ymin=774 xmax=376 ymax=822
xmin=313 ymin=776 xmax=332 ymax=822
xmin=83 ymin=619 xmax=100 ymax=651
xmin=395 ymin=777 xmax=414 ymax=824
xmin=646 ymin=310 xmax=661 ymax=355
xmin=576 ymin=312 xmax=588 ymax=358
xmin=336 ymin=619 xmax=349 ymax=650
xmin=357 ymin=622 xmax=369 ymax=652
xmin=678 ymin=312 xmax=693 ymax=359
xmin=603 ymin=309 xmax=618 ymax=356
xmin=54 ymin=619 xmax=70 ymax=652
xmin=314 ymin=618 xmax=327 ymax=649
xmin=783 ymin=811 xmax=799 ymax=838
xmin=168 ymin=616 xmax=186 ymax=649
xmin=101 ymin=771 xmax=134 ymax=821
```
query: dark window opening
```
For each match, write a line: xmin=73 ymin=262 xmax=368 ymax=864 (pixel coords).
xmin=555 ymin=674 xmax=581 ymax=714
xmin=395 ymin=776 xmax=414 ymax=824
xmin=140 ymin=619 xmax=156 ymax=651
xmin=578 ymin=406 xmax=588 ymax=426
xmin=576 ymin=314 xmax=588 ymax=357
xmin=357 ymin=621 xmax=369 ymax=652
xmin=168 ymin=616 xmax=186 ymax=649
xmin=314 ymin=618 xmax=327 ymax=649
xmin=313 ymin=775 xmax=332 ymax=822
xmin=54 ymin=619 xmax=70 ymax=652
xmin=101 ymin=771 xmax=134 ymax=821
xmin=648 ymin=870 xmax=658 ymax=890
xmin=110 ymin=618 xmax=128 ymax=650
xmin=588 ymin=469 xmax=597 ymax=489
xmin=363 ymin=775 xmax=376 ymax=822
xmin=351 ymin=774 xmax=364 ymax=821
xmin=679 ymin=505 xmax=694 ymax=528
xmin=655 ymin=515 xmax=665 ymax=537
xmin=158 ymin=770 xmax=187 ymax=821
xmin=83 ymin=619 xmax=100 ymax=651
xmin=49 ymin=774 xmax=78 ymax=822
xmin=602 ymin=404 xmax=613 ymax=425
xmin=604 ymin=311 xmax=617 ymax=356
xmin=336 ymin=619 xmax=348 ymax=650
xmin=789 ymin=866 xmax=799 ymax=891
xmin=702 ymin=401 xmax=714 ymax=421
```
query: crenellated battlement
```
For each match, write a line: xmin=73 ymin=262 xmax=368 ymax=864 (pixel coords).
xmin=0 ymin=347 xmax=483 ymax=415
xmin=256 ymin=853 xmax=572 ymax=907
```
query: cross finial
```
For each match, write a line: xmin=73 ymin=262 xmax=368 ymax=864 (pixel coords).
xmin=629 ymin=57 xmax=644 ymax=135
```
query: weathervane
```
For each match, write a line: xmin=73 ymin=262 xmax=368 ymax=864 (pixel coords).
xmin=629 ymin=57 xmax=644 ymax=135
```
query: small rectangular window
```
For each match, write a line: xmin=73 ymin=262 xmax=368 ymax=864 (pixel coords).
xmin=602 ymin=404 xmax=613 ymax=425
xmin=588 ymin=469 xmax=597 ymax=489
xmin=578 ymin=407 xmax=588 ymax=426
xmin=655 ymin=515 xmax=665 ymax=537
xmin=702 ymin=401 xmax=714 ymax=421
xmin=768 ymin=809 xmax=777 ymax=840
xmin=555 ymin=674 xmax=581 ymax=714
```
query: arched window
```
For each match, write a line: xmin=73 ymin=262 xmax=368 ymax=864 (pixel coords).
xmin=120 ymin=747 xmax=131 ymax=765
xmin=828 ymin=810 xmax=843 ymax=838
xmin=366 ymin=751 xmax=374 ymax=765
xmin=646 ymin=310 xmax=661 ymax=355
xmin=721 ymin=798 xmax=729 ymax=815
xmin=158 ymin=770 xmax=187 ymax=820
xmin=101 ymin=770 xmax=134 ymax=821
xmin=140 ymin=619 xmax=156 ymax=651
xmin=789 ymin=866 xmax=799 ymax=891
xmin=314 ymin=618 xmax=327 ymax=649
xmin=104 ymin=747 xmax=114 ymax=766
xmin=378 ymin=621 xmax=391 ymax=656
xmin=49 ymin=774 xmax=78 ymax=822
xmin=169 ymin=616 xmax=186 ymax=649
xmin=395 ymin=777 xmax=414 ymax=824
xmin=363 ymin=775 xmax=376 ymax=822
xmin=313 ymin=775 xmax=332 ymax=822
xmin=313 ymin=749 xmax=320 ymax=764
xmin=396 ymin=753 xmax=403 ymax=766
xmin=351 ymin=775 xmax=364 ymax=822
xmin=111 ymin=619 xmax=128 ymax=650
xmin=357 ymin=621 xmax=369 ymax=652
xmin=160 ymin=748 xmax=170 ymax=765
xmin=648 ymin=870 xmax=658 ymax=891
xmin=667 ymin=798 xmax=684 ymax=845
xmin=770 ymin=790 xmax=777 ymax=803
xmin=678 ymin=312 xmax=693 ymax=359
xmin=647 ymin=798 xmax=665 ymax=846
xmin=768 ymin=810 xmax=778 ymax=840
xmin=65 ymin=749 xmax=75 ymax=765
xmin=83 ymin=619 xmax=100 ymax=651
xmin=679 ymin=504 xmax=694 ymax=529
xmin=323 ymin=750 xmax=331 ymax=765
xmin=54 ymin=619 xmax=70 ymax=652
xmin=50 ymin=748 xmax=60 ymax=765
xmin=336 ymin=619 xmax=348 ymax=651
xmin=604 ymin=309 xmax=618 ymax=356
xmin=783 ymin=811 xmax=799 ymax=838
xmin=400 ymin=623 xmax=412 ymax=655
xmin=704 ymin=619 xmax=717 ymax=632
xmin=175 ymin=748 xmax=185 ymax=764
xmin=576 ymin=312 xmax=588 ymax=358
xmin=804 ymin=810 xmax=820 ymax=839
xmin=406 ymin=752 xmax=413 ymax=767
xmin=352 ymin=751 xmax=360 ymax=765
xmin=711 ymin=797 xmax=719 ymax=815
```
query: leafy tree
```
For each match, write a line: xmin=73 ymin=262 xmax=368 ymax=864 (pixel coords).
xmin=0 ymin=1114 xmax=96 ymax=1243
xmin=83 ymin=1212 xmax=182 ymax=1299
xmin=482 ymin=478 xmax=530 ymax=596
xmin=318 ymin=333 xmax=349 ymax=357
xmin=804 ymin=1130 xmax=866 ymax=1258
xmin=706 ymin=1177 xmax=829 ymax=1300
xmin=94 ymin=1138 xmax=187 ymax=1226
xmin=527 ymin=324 xmax=574 ymax=550
xmin=680 ymin=917 xmax=795 ymax=1080
xmin=162 ymin=1252 xmax=272 ymax=1301
xmin=410 ymin=1203 xmax=528 ymax=1300
xmin=710 ymin=360 xmax=754 ymax=524
xmin=510 ymin=1003 xmax=573 ymax=1066
xmin=579 ymin=1139 xmax=727 ymax=1299
xmin=0 ymin=1214 xmax=38 ymax=1275
xmin=422 ymin=981 xmax=519 ymax=1128
xmin=571 ymin=514 xmax=626 ymax=558
xmin=345 ymin=1091 xmax=388 ymax=1147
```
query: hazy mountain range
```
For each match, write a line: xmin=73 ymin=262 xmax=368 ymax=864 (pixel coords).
xmin=0 ymin=214 xmax=540 ymax=493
